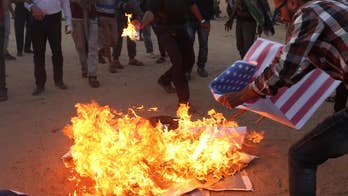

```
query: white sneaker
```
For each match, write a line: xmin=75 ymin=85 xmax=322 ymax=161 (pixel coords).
xmin=146 ymin=52 xmax=157 ymax=59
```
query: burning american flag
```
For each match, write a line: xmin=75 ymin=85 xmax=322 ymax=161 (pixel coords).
xmin=62 ymin=102 xmax=262 ymax=195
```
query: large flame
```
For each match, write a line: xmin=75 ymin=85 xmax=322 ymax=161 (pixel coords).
xmin=63 ymin=102 xmax=262 ymax=195
xmin=121 ymin=13 xmax=139 ymax=40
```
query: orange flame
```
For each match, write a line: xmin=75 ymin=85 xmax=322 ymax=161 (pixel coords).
xmin=121 ymin=13 xmax=139 ymax=40
xmin=246 ymin=131 xmax=264 ymax=144
xmin=63 ymin=102 xmax=263 ymax=195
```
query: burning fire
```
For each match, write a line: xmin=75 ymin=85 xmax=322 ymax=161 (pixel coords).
xmin=63 ymin=102 xmax=263 ymax=195
xmin=121 ymin=13 xmax=139 ymax=40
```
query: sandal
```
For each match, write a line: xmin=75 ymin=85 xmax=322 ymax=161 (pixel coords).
xmin=113 ymin=60 xmax=125 ymax=69
xmin=129 ymin=58 xmax=144 ymax=66
xmin=109 ymin=64 xmax=118 ymax=73
xmin=88 ymin=76 xmax=100 ymax=88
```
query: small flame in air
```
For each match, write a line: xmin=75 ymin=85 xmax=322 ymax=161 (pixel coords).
xmin=63 ymin=102 xmax=263 ymax=195
xmin=121 ymin=13 xmax=139 ymax=40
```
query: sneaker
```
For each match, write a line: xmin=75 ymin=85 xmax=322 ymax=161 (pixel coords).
xmin=0 ymin=88 xmax=8 ymax=102
xmin=55 ymin=82 xmax=68 ymax=90
xmin=158 ymin=80 xmax=176 ymax=94
xmin=197 ymin=67 xmax=208 ymax=77
xmin=146 ymin=52 xmax=157 ymax=59
xmin=156 ymin=57 xmax=166 ymax=64
xmin=32 ymin=86 xmax=45 ymax=96
xmin=88 ymin=76 xmax=100 ymax=88
xmin=4 ymin=53 xmax=16 ymax=60
xmin=129 ymin=58 xmax=144 ymax=66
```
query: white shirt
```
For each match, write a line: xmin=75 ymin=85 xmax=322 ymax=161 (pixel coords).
xmin=25 ymin=0 xmax=72 ymax=26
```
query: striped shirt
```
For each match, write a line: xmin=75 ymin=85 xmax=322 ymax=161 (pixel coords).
xmin=252 ymin=0 xmax=348 ymax=96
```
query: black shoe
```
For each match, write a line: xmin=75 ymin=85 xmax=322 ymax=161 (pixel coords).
xmin=0 ymin=89 xmax=8 ymax=102
xmin=32 ymin=86 xmax=45 ymax=96
xmin=88 ymin=76 xmax=100 ymax=88
xmin=158 ymin=80 xmax=176 ymax=94
xmin=156 ymin=57 xmax=166 ymax=64
xmin=24 ymin=49 xmax=33 ymax=53
xmin=82 ymin=72 xmax=88 ymax=78
xmin=99 ymin=56 xmax=106 ymax=64
xmin=197 ymin=67 xmax=208 ymax=77
xmin=55 ymin=82 xmax=68 ymax=90
xmin=17 ymin=52 xmax=23 ymax=57
xmin=4 ymin=53 xmax=16 ymax=60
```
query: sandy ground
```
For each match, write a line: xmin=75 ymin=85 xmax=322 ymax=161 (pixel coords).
xmin=0 ymin=18 xmax=347 ymax=196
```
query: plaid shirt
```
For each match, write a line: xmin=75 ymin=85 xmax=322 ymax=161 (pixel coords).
xmin=252 ymin=0 xmax=348 ymax=96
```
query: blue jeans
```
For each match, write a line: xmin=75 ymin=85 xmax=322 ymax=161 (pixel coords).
xmin=288 ymin=107 xmax=348 ymax=196
xmin=186 ymin=21 xmax=209 ymax=69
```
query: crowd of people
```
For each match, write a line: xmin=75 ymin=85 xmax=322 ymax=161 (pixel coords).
xmin=0 ymin=0 xmax=274 ymax=106
xmin=0 ymin=0 xmax=224 ymax=103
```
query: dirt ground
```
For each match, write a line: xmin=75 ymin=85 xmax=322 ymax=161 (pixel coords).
xmin=0 ymin=18 xmax=347 ymax=196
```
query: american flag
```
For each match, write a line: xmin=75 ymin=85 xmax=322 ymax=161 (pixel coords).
xmin=209 ymin=61 xmax=257 ymax=100
xmin=211 ymin=38 xmax=340 ymax=129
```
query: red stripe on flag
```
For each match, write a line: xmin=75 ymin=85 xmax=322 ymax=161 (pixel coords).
xmin=280 ymin=70 xmax=322 ymax=113
xmin=255 ymin=44 xmax=274 ymax=72
xmin=270 ymin=87 xmax=287 ymax=102
xmin=244 ymin=39 xmax=263 ymax=61
xmin=291 ymin=78 xmax=335 ymax=125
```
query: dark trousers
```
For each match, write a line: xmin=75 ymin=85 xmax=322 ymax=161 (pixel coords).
xmin=142 ymin=25 xmax=153 ymax=53
xmin=113 ymin=13 xmax=136 ymax=60
xmin=334 ymin=83 xmax=348 ymax=112
xmin=0 ymin=25 xmax=5 ymax=91
xmin=186 ymin=21 xmax=210 ymax=68
xmin=31 ymin=12 xmax=63 ymax=88
xmin=156 ymin=27 xmax=195 ymax=104
xmin=14 ymin=4 xmax=32 ymax=53
xmin=236 ymin=19 xmax=257 ymax=58
xmin=288 ymin=107 xmax=348 ymax=196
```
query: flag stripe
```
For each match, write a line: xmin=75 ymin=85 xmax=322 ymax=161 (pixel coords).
xmin=280 ymin=70 xmax=322 ymax=113
xmin=244 ymin=39 xmax=264 ymax=61
xmin=285 ymin=73 xmax=330 ymax=119
xmin=291 ymin=78 xmax=335 ymax=125
xmin=254 ymin=43 xmax=274 ymax=72
xmin=270 ymin=87 xmax=287 ymax=102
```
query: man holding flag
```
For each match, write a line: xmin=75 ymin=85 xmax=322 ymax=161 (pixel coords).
xmin=218 ymin=0 xmax=348 ymax=195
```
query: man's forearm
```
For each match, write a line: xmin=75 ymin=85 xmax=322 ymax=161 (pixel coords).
xmin=190 ymin=3 xmax=203 ymax=22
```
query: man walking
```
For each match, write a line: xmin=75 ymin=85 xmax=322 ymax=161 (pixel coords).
xmin=139 ymin=0 xmax=209 ymax=106
xmin=186 ymin=0 xmax=214 ymax=78
xmin=25 ymin=0 xmax=72 ymax=95
xmin=218 ymin=0 xmax=348 ymax=195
